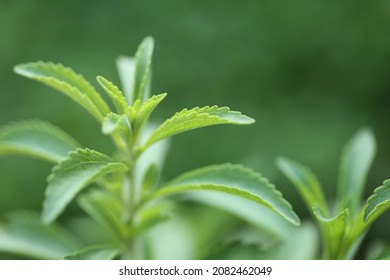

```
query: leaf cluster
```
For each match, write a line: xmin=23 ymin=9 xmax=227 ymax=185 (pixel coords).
xmin=0 ymin=37 xmax=301 ymax=259
xmin=277 ymin=129 xmax=390 ymax=259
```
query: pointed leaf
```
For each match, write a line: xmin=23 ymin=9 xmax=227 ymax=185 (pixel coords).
xmin=338 ymin=128 xmax=376 ymax=213
xmin=97 ymin=76 xmax=128 ymax=114
xmin=363 ymin=180 xmax=390 ymax=223
xmin=143 ymin=106 xmax=254 ymax=150
xmin=132 ymin=93 xmax=167 ymax=134
xmin=0 ymin=120 xmax=80 ymax=162
xmin=133 ymin=37 xmax=154 ymax=102
xmin=313 ymin=206 xmax=349 ymax=259
xmin=14 ymin=62 xmax=110 ymax=121
xmin=116 ymin=56 xmax=135 ymax=104
xmin=276 ymin=157 xmax=329 ymax=215
xmin=78 ymin=190 xmax=128 ymax=239
xmin=0 ymin=211 xmax=80 ymax=259
xmin=43 ymin=148 xmax=127 ymax=224
xmin=64 ymin=244 xmax=119 ymax=260
xmin=153 ymin=164 xmax=300 ymax=226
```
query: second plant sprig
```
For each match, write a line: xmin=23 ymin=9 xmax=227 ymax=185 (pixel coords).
xmin=277 ymin=128 xmax=390 ymax=259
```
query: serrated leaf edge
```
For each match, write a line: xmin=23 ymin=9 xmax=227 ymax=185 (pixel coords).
xmin=156 ymin=163 xmax=300 ymax=226
xmin=363 ymin=179 xmax=390 ymax=223
xmin=43 ymin=148 xmax=127 ymax=224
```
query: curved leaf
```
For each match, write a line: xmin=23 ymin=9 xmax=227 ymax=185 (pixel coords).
xmin=364 ymin=180 xmax=390 ymax=223
xmin=276 ymin=157 xmax=329 ymax=216
xmin=338 ymin=128 xmax=376 ymax=213
xmin=14 ymin=62 xmax=110 ymax=121
xmin=78 ymin=190 xmax=127 ymax=239
xmin=153 ymin=164 xmax=300 ymax=226
xmin=64 ymin=244 xmax=119 ymax=260
xmin=97 ymin=76 xmax=128 ymax=114
xmin=102 ymin=113 xmax=131 ymax=140
xmin=183 ymin=191 xmax=296 ymax=239
xmin=0 ymin=211 xmax=80 ymax=259
xmin=0 ymin=120 xmax=80 ymax=162
xmin=132 ymin=93 xmax=167 ymax=134
xmin=313 ymin=205 xmax=349 ymax=259
xmin=133 ymin=36 xmax=154 ymax=102
xmin=43 ymin=148 xmax=127 ymax=224
xmin=143 ymin=106 xmax=254 ymax=150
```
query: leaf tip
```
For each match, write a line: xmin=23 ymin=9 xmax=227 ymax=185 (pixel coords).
xmin=13 ymin=63 xmax=30 ymax=77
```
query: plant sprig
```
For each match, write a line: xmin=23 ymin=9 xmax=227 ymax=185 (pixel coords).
xmin=277 ymin=128 xmax=390 ymax=259
xmin=0 ymin=37 xmax=300 ymax=259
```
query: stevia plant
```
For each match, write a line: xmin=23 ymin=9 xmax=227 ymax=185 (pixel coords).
xmin=277 ymin=128 xmax=390 ymax=259
xmin=0 ymin=37 xmax=300 ymax=260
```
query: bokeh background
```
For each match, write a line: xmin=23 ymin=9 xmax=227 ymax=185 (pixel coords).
xmin=0 ymin=0 xmax=389 ymax=258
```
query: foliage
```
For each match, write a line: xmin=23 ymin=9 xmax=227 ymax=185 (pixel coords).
xmin=0 ymin=37 xmax=300 ymax=259
xmin=277 ymin=129 xmax=390 ymax=259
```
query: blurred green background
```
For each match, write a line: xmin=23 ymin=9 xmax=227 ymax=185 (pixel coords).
xmin=0 ymin=0 xmax=389 ymax=258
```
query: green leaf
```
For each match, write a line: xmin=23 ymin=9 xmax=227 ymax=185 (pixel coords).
xmin=153 ymin=164 xmax=300 ymax=226
xmin=183 ymin=191 xmax=296 ymax=239
xmin=143 ymin=106 xmax=254 ymax=150
xmin=141 ymin=164 xmax=159 ymax=197
xmin=78 ymin=190 xmax=128 ymax=239
xmin=0 ymin=211 xmax=80 ymax=259
xmin=64 ymin=244 xmax=119 ymax=260
xmin=213 ymin=221 xmax=318 ymax=260
xmin=116 ymin=56 xmax=135 ymax=104
xmin=102 ymin=113 xmax=131 ymax=139
xmin=133 ymin=36 xmax=154 ymax=102
xmin=313 ymin=205 xmax=349 ymax=259
xmin=132 ymin=93 xmax=167 ymax=134
xmin=14 ymin=62 xmax=110 ymax=121
xmin=131 ymin=202 xmax=172 ymax=238
xmin=0 ymin=120 xmax=80 ymax=163
xmin=338 ymin=128 xmax=376 ymax=213
xmin=97 ymin=76 xmax=128 ymax=114
xmin=276 ymin=157 xmax=329 ymax=216
xmin=42 ymin=148 xmax=127 ymax=224
xmin=375 ymin=249 xmax=390 ymax=260
xmin=261 ymin=221 xmax=319 ymax=260
xmin=134 ymin=123 xmax=170 ymax=192
xmin=363 ymin=180 xmax=390 ymax=224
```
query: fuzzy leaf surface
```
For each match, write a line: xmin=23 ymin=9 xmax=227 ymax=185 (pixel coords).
xmin=364 ymin=180 xmax=390 ymax=223
xmin=14 ymin=62 xmax=110 ymax=121
xmin=0 ymin=120 xmax=80 ymax=162
xmin=338 ymin=128 xmax=376 ymax=213
xmin=154 ymin=164 xmax=300 ymax=226
xmin=97 ymin=76 xmax=128 ymax=114
xmin=133 ymin=37 xmax=154 ymax=102
xmin=143 ymin=106 xmax=254 ymax=150
xmin=64 ymin=244 xmax=119 ymax=260
xmin=43 ymin=148 xmax=127 ymax=224
xmin=0 ymin=212 xmax=79 ymax=259
xmin=276 ymin=157 xmax=329 ymax=215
